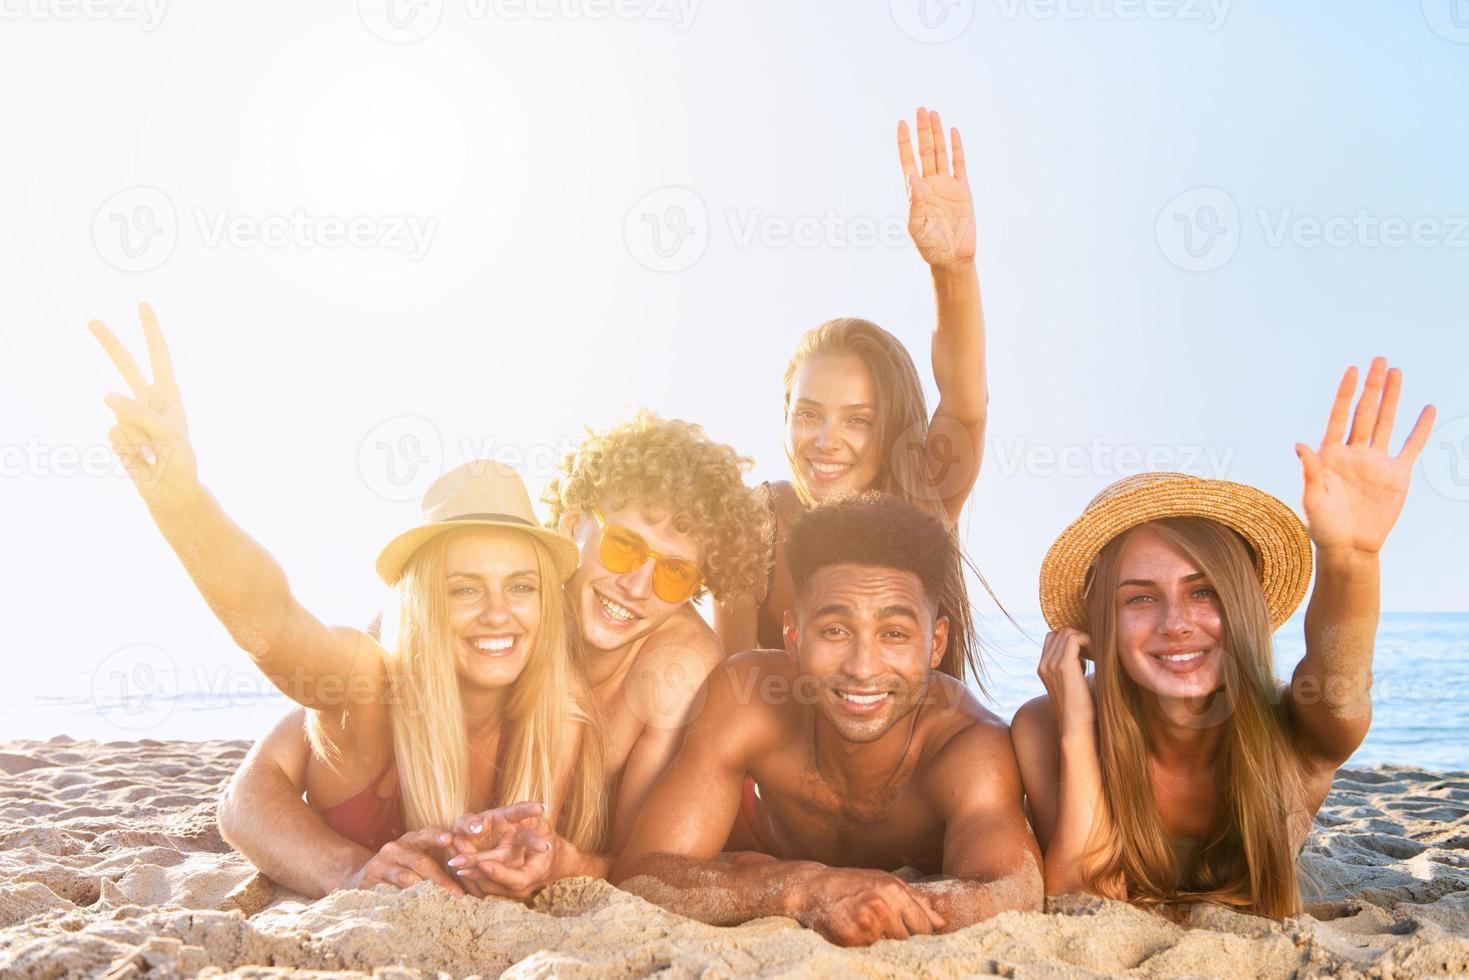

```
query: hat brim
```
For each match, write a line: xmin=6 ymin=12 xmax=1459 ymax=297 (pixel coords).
xmin=375 ymin=520 xmax=580 ymax=587
xmin=1038 ymin=478 xmax=1312 ymax=632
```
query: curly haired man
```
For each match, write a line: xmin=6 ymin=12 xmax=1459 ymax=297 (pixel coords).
xmin=543 ymin=409 xmax=771 ymax=848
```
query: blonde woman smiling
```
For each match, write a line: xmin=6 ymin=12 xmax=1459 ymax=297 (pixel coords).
xmin=90 ymin=303 xmax=604 ymax=897
xmin=1013 ymin=359 xmax=1434 ymax=917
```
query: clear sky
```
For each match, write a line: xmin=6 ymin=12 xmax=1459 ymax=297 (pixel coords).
xmin=1 ymin=1 xmax=1466 ymax=726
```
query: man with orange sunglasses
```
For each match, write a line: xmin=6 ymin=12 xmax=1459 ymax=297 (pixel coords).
xmin=217 ymin=410 xmax=771 ymax=893
xmin=542 ymin=409 xmax=771 ymax=850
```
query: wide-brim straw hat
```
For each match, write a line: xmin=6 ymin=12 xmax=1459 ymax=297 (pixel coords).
xmin=375 ymin=460 xmax=579 ymax=587
xmin=1039 ymin=472 xmax=1312 ymax=632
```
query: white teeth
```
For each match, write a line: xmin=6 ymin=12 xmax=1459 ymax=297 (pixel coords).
xmin=838 ymin=691 xmax=889 ymax=705
xmin=1159 ymin=651 xmax=1205 ymax=663
xmin=810 ymin=461 xmax=850 ymax=474
xmin=472 ymin=637 xmax=514 ymax=652
xmin=598 ymin=596 xmax=635 ymax=622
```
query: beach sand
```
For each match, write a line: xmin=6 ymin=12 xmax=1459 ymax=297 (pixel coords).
xmin=1 ymin=737 xmax=1466 ymax=978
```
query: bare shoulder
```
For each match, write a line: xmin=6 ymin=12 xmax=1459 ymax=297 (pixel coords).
xmin=923 ymin=676 xmax=1016 ymax=769
xmin=1011 ymin=694 xmax=1059 ymax=744
xmin=766 ymin=481 xmax=803 ymax=523
xmin=637 ymin=604 xmax=727 ymax=672
xmin=689 ymin=650 xmax=798 ymax=741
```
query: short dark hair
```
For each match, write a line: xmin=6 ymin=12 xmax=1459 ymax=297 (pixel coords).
xmin=786 ymin=491 xmax=955 ymax=611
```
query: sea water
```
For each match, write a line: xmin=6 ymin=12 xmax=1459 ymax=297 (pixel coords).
xmin=1 ymin=613 xmax=1465 ymax=772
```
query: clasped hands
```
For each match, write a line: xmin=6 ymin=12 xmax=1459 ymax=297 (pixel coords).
xmin=345 ymin=801 xmax=556 ymax=901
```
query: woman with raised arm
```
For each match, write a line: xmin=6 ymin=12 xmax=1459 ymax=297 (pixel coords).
xmin=715 ymin=107 xmax=990 ymax=681
xmin=1012 ymin=359 xmax=1435 ymax=917
xmin=90 ymin=303 xmax=605 ymax=899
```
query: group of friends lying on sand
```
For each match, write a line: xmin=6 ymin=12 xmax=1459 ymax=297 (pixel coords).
xmin=89 ymin=108 xmax=1437 ymax=947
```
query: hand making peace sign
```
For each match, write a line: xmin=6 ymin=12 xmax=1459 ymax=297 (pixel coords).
xmin=88 ymin=302 xmax=199 ymax=504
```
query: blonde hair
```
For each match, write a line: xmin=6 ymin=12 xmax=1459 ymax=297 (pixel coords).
xmin=375 ymin=529 xmax=605 ymax=851
xmin=1080 ymin=517 xmax=1305 ymax=917
xmin=783 ymin=317 xmax=984 ymax=686
xmin=543 ymin=409 xmax=771 ymax=605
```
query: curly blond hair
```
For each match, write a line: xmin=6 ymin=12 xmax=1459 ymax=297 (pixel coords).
xmin=543 ymin=410 xmax=772 ymax=605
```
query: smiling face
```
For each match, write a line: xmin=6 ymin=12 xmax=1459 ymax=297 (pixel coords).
xmin=1112 ymin=525 xmax=1227 ymax=701
xmin=563 ymin=501 xmax=707 ymax=655
xmin=788 ymin=563 xmax=946 ymax=743
xmin=784 ymin=353 xmax=884 ymax=500
xmin=442 ymin=528 xmax=543 ymax=693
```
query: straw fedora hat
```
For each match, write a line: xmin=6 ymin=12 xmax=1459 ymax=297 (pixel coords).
xmin=1038 ymin=472 xmax=1312 ymax=632
xmin=375 ymin=460 xmax=579 ymax=587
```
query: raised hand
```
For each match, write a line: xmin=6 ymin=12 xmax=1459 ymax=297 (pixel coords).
xmin=89 ymin=302 xmax=198 ymax=503
xmin=897 ymin=107 xmax=975 ymax=268
xmin=445 ymin=801 xmax=555 ymax=901
xmin=1296 ymin=358 xmax=1435 ymax=557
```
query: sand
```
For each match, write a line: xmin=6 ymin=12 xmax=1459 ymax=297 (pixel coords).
xmin=1 ymin=738 xmax=1466 ymax=978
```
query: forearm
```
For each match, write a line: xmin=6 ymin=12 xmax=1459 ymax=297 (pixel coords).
xmin=1044 ymin=730 xmax=1105 ymax=896
xmin=551 ymin=838 xmax=612 ymax=881
xmin=615 ymin=852 xmax=815 ymax=926
xmin=930 ymin=260 xmax=987 ymax=416
xmin=1298 ymin=548 xmax=1381 ymax=717
xmin=218 ymin=767 xmax=369 ymax=898
xmin=144 ymin=481 xmax=303 ymax=667
xmin=914 ymin=853 xmax=1044 ymax=927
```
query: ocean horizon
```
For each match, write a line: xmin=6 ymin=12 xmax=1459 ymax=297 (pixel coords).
xmin=4 ymin=612 xmax=1466 ymax=772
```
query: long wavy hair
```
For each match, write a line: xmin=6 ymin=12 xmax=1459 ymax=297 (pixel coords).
xmin=1080 ymin=517 xmax=1305 ymax=918
xmin=377 ymin=529 xmax=606 ymax=851
xmin=782 ymin=317 xmax=984 ymax=686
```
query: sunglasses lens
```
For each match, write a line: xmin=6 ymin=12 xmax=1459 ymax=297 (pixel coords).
xmin=600 ymin=526 xmax=647 ymax=573
xmin=653 ymin=561 xmax=702 ymax=603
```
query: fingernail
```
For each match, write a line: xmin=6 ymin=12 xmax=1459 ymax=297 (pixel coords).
xmin=439 ymin=833 xmax=450 ymax=844
xmin=456 ymin=869 xmax=470 ymax=876
xmin=470 ymin=824 xmax=482 ymax=834
xmin=448 ymin=857 xmax=465 ymax=868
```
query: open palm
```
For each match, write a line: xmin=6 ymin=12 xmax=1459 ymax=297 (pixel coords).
xmin=898 ymin=107 xmax=976 ymax=268
xmin=1296 ymin=358 xmax=1435 ymax=555
xmin=89 ymin=302 xmax=198 ymax=503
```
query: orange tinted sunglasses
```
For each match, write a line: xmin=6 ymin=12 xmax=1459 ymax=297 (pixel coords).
xmin=591 ymin=506 xmax=704 ymax=603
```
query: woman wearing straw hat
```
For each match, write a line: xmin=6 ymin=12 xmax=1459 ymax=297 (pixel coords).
xmin=89 ymin=303 xmax=605 ymax=899
xmin=1012 ymin=358 xmax=1435 ymax=918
